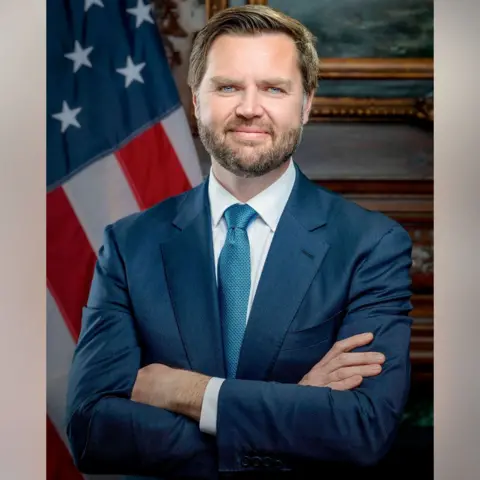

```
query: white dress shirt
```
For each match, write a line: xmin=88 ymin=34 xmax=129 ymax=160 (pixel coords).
xmin=198 ymin=159 xmax=296 ymax=435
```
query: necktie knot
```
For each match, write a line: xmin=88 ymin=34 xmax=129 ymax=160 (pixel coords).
xmin=224 ymin=204 xmax=257 ymax=230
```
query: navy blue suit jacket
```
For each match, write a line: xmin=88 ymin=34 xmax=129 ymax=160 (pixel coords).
xmin=66 ymin=164 xmax=413 ymax=479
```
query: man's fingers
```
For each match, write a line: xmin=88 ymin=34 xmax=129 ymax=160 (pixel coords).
xmin=336 ymin=332 xmax=375 ymax=352
xmin=329 ymin=364 xmax=382 ymax=383
xmin=317 ymin=332 xmax=374 ymax=367
xmin=331 ymin=351 xmax=385 ymax=372
xmin=315 ymin=351 xmax=385 ymax=375
xmin=327 ymin=375 xmax=363 ymax=391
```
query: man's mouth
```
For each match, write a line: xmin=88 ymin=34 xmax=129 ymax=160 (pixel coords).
xmin=228 ymin=127 xmax=271 ymax=139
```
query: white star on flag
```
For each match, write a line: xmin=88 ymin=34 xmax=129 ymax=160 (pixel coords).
xmin=116 ymin=56 xmax=146 ymax=88
xmin=127 ymin=0 xmax=155 ymax=28
xmin=84 ymin=0 xmax=104 ymax=12
xmin=52 ymin=101 xmax=82 ymax=133
xmin=64 ymin=41 xmax=94 ymax=73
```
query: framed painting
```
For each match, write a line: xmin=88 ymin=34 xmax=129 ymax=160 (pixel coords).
xmin=205 ymin=0 xmax=434 ymax=122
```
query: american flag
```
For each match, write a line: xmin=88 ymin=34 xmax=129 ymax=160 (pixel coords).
xmin=46 ymin=1 xmax=202 ymax=478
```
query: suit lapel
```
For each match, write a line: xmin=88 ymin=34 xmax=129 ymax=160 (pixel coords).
xmin=160 ymin=179 xmax=226 ymax=378
xmin=236 ymin=168 xmax=331 ymax=381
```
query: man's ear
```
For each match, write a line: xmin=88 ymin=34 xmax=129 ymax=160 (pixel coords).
xmin=192 ymin=91 xmax=200 ymax=119
xmin=302 ymin=90 xmax=315 ymax=125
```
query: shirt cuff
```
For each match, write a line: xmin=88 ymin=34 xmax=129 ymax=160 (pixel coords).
xmin=199 ymin=377 xmax=225 ymax=436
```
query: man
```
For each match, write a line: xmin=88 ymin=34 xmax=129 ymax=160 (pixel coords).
xmin=66 ymin=5 xmax=413 ymax=479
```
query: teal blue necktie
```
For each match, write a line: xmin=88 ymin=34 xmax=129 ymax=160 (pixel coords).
xmin=218 ymin=204 xmax=258 ymax=378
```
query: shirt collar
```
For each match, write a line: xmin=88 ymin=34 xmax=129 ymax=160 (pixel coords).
xmin=208 ymin=159 xmax=296 ymax=232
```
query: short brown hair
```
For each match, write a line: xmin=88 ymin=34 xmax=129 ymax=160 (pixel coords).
xmin=187 ymin=5 xmax=319 ymax=95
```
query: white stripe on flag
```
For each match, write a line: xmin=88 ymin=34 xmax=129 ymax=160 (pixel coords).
xmin=162 ymin=107 xmax=204 ymax=187
xmin=47 ymin=289 xmax=77 ymax=449
xmin=63 ymin=153 xmax=140 ymax=253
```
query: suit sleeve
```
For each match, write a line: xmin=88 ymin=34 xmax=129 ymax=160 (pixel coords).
xmin=215 ymin=225 xmax=413 ymax=473
xmin=65 ymin=225 xmax=218 ymax=479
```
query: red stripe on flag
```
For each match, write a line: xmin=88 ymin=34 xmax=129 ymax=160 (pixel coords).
xmin=47 ymin=187 xmax=97 ymax=340
xmin=47 ymin=416 xmax=83 ymax=480
xmin=116 ymin=121 xmax=191 ymax=210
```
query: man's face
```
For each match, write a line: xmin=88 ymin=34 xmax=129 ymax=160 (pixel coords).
xmin=194 ymin=33 xmax=312 ymax=178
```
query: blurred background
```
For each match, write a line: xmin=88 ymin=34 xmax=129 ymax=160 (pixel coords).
xmin=47 ymin=0 xmax=433 ymax=478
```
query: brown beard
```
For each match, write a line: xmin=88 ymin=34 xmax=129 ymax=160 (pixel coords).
xmin=197 ymin=111 xmax=304 ymax=178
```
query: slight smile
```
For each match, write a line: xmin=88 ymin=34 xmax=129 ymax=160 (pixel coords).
xmin=230 ymin=128 xmax=270 ymax=140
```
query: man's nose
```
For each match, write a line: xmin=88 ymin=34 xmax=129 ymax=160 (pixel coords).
xmin=235 ymin=89 xmax=264 ymax=119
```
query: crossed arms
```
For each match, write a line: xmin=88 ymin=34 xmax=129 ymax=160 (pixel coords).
xmin=66 ymin=223 xmax=413 ymax=478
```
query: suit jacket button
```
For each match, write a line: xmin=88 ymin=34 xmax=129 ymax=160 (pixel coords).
xmin=241 ymin=456 xmax=251 ymax=467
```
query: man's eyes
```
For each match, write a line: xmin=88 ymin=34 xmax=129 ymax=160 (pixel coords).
xmin=218 ymin=85 xmax=237 ymax=93
xmin=216 ymin=85 xmax=285 ymax=94
xmin=266 ymin=87 xmax=284 ymax=94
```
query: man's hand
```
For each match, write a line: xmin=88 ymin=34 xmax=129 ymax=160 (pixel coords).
xmin=131 ymin=333 xmax=383 ymax=419
xmin=131 ymin=363 xmax=211 ymax=422
xmin=299 ymin=332 xmax=385 ymax=390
